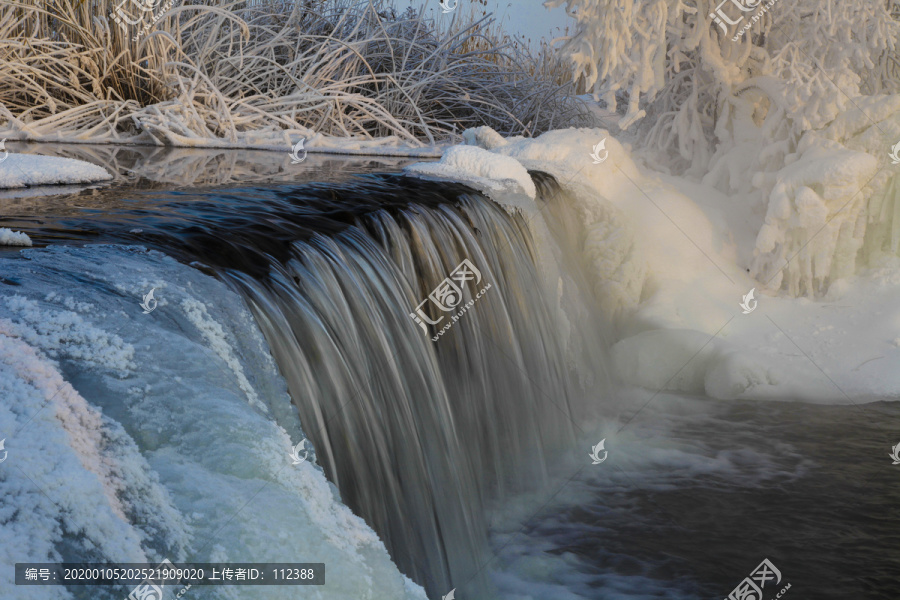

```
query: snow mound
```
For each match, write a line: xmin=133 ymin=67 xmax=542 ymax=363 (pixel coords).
xmin=452 ymin=127 xmax=648 ymax=319
xmin=405 ymin=144 xmax=537 ymax=200
xmin=0 ymin=227 xmax=31 ymax=246
xmin=752 ymin=140 xmax=879 ymax=296
xmin=494 ymin=127 xmax=641 ymax=194
xmin=611 ymin=329 xmax=776 ymax=400
xmin=0 ymin=153 xmax=112 ymax=189
xmin=462 ymin=126 xmax=511 ymax=150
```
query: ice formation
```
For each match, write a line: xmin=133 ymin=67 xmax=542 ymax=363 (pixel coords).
xmin=432 ymin=126 xmax=900 ymax=403
xmin=0 ymin=154 xmax=112 ymax=189
xmin=0 ymin=228 xmax=32 ymax=246
xmin=0 ymin=245 xmax=426 ymax=599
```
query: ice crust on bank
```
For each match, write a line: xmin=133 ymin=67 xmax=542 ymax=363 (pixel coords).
xmin=0 ymin=245 xmax=426 ymax=600
xmin=0 ymin=153 xmax=112 ymax=189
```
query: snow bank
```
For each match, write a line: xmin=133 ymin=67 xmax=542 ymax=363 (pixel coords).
xmin=611 ymin=329 xmax=778 ymax=400
xmin=405 ymin=145 xmax=537 ymax=203
xmin=0 ymin=245 xmax=426 ymax=599
xmin=752 ymin=138 xmax=879 ymax=296
xmin=0 ymin=227 xmax=31 ymax=246
xmin=0 ymin=153 xmax=112 ymax=189
xmin=436 ymin=125 xmax=900 ymax=404
xmin=701 ymin=94 xmax=900 ymax=297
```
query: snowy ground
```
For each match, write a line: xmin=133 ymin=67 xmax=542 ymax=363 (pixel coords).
xmin=408 ymin=126 xmax=900 ymax=404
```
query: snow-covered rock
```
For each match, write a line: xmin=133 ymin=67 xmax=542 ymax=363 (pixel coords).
xmin=0 ymin=228 xmax=31 ymax=246
xmin=405 ymin=144 xmax=536 ymax=200
xmin=0 ymin=153 xmax=112 ymax=189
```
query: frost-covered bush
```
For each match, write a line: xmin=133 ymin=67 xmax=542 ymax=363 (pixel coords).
xmin=547 ymin=0 xmax=900 ymax=166
xmin=0 ymin=0 xmax=592 ymax=146
xmin=548 ymin=0 xmax=900 ymax=296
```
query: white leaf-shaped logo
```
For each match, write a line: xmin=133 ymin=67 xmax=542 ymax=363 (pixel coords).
xmin=0 ymin=438 xmax=7 ymax=463
xmin=890 ymin=443 xmax=900 ymax=465
xmin=889 ymin=141 xmax=900 ymax=165
xmin=740 ymin=287 xmax=757 ymax=314
xmin=140 ymin=288 xmax=158 ymax=313
xmin=140 ymin=288 xmax=158 ymax=314
xmin=589 ymin=439 xmax=608 ymax=464
xmin=590 ymin=139 xmax=608 ymax=164
xmin=290 ymin=439 xmax=309 ymax=464
xmin=290 ymin=138 xmax=308 ymax=164
xmin=0 ymin=139 xmax=8 ymax=163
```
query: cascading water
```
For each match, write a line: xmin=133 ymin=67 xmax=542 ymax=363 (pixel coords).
xmin=225 ymin=192 xmax=599 ymax=597
xmin=0 ymin=170 xmax=608 ymax=599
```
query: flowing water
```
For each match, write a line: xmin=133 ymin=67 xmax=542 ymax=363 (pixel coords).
xmin=0 ymin=154 xmax=607 ymax=599
xmin=2 ymin=149 xmax=899 ymax=600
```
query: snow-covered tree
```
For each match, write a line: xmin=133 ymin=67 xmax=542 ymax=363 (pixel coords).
xmin=547 ymin=0 xmax=900 ymax=296
xmin=547 ymin=0 xmax=900 ymax=167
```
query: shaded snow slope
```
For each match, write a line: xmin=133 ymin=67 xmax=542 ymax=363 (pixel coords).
xmin=430 ymin=126 xmax=900 ymax=403
xmin=0 ymin=245 xmax=426 ymax=600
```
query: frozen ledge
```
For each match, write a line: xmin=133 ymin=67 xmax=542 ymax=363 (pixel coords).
xmin=404 ymin=145 xmax=537 ymax=215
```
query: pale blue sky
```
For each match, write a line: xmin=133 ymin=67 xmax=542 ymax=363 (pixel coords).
xmin=387 ymin=0 xmax=573 ymax=47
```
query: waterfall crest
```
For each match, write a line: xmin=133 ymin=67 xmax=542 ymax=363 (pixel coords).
xmin=222 ymin=180 xmax=606 ymax=597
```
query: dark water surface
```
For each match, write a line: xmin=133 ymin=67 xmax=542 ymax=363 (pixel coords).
xmin=496 ymin=394 xmax=900 ymax=599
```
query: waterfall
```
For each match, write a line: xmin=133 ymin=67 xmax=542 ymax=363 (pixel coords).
xmin=216 ymin=178 xmax=606 ymax=598
xmin=0 ymin=171 xmax=608 ymax=599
